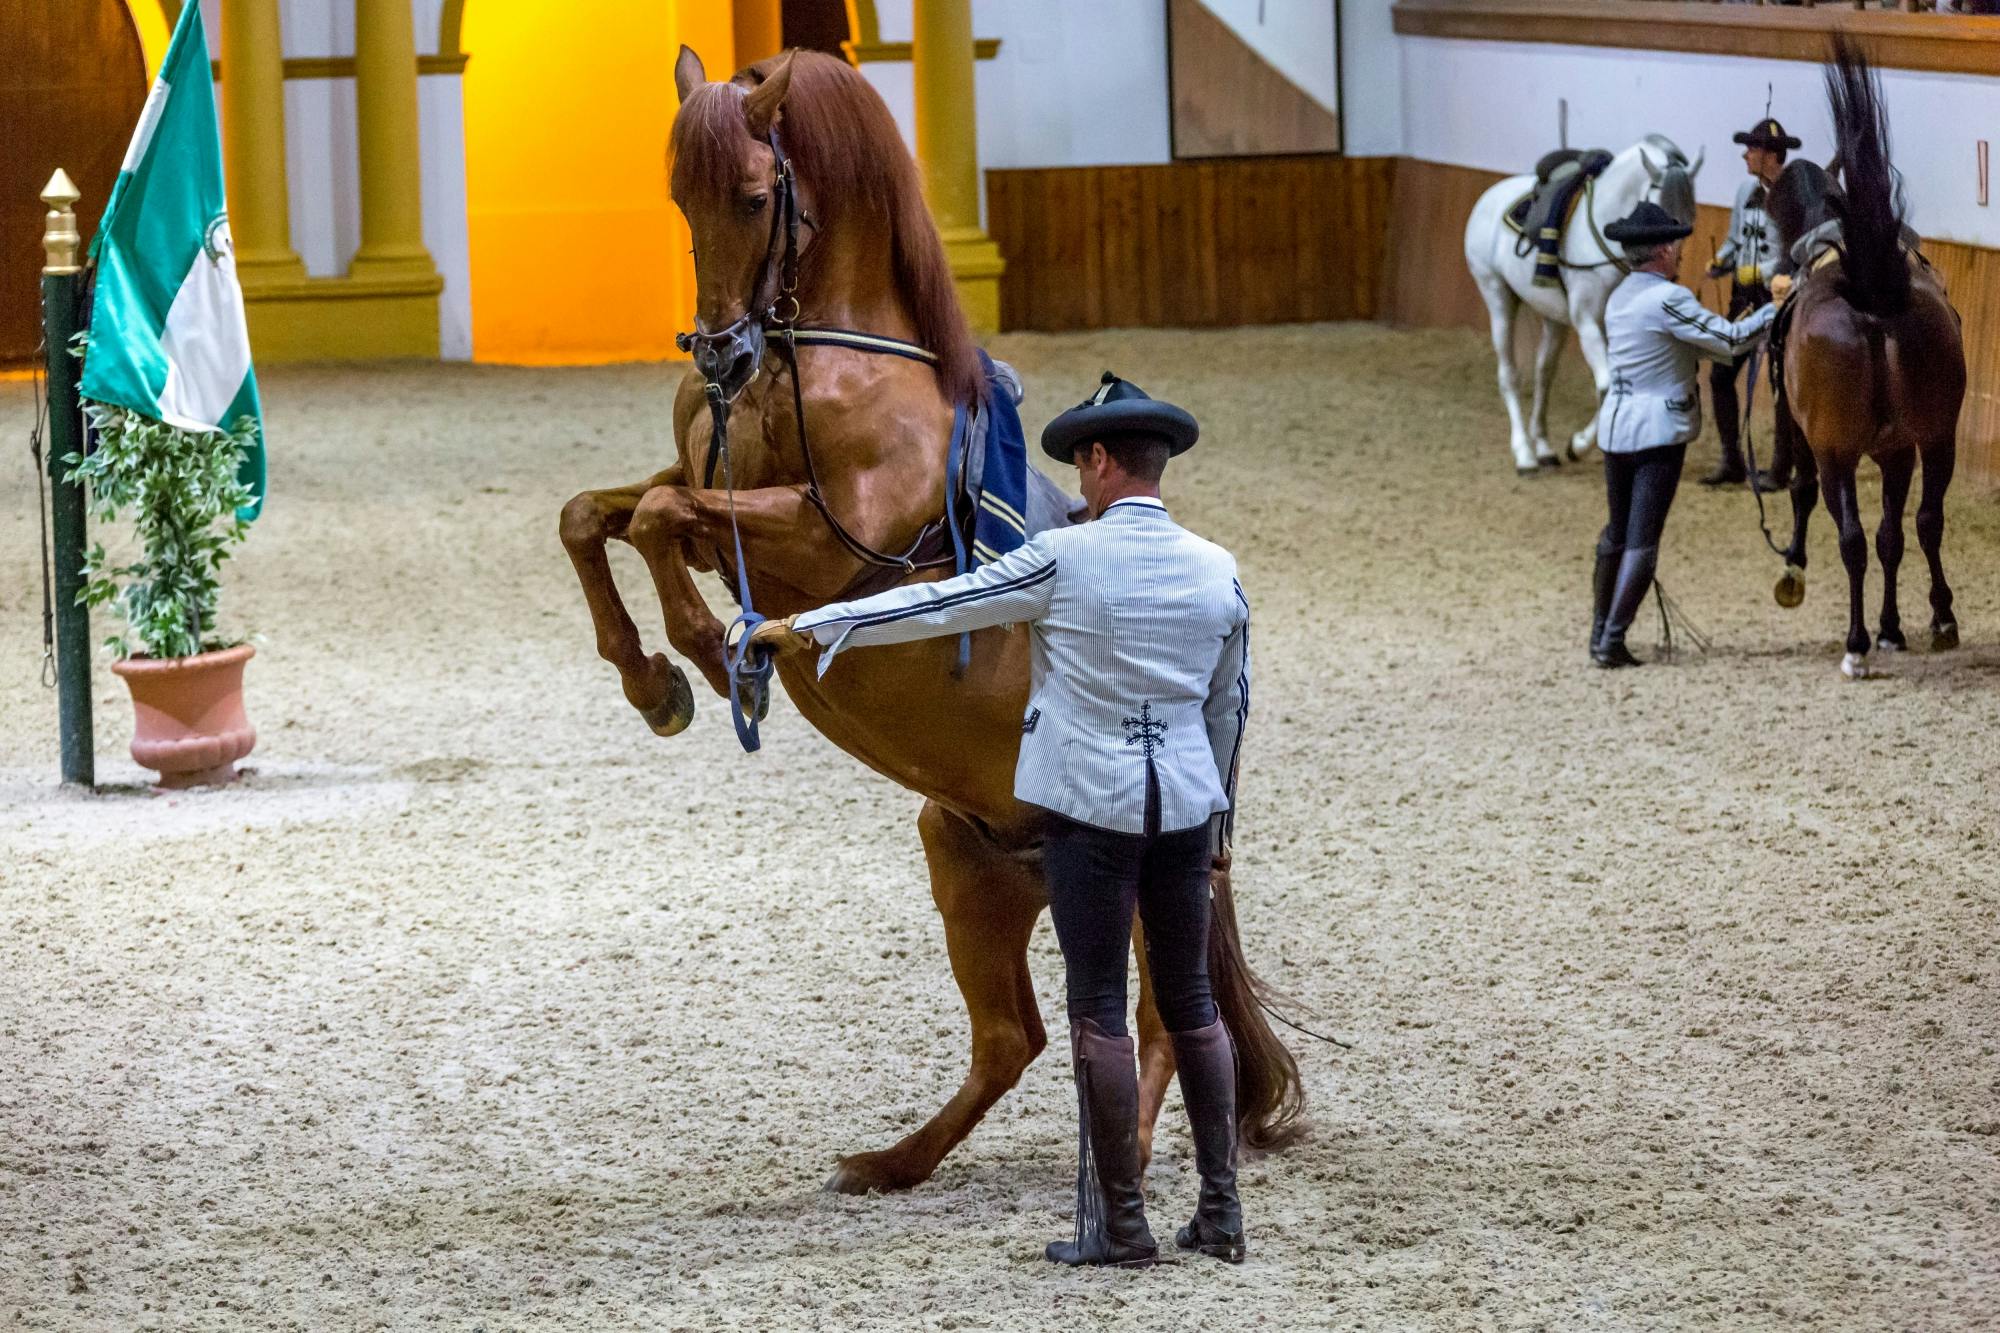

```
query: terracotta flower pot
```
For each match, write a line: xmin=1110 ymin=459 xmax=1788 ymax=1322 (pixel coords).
xmin=110 ymin=644 xmax=257 ymax=789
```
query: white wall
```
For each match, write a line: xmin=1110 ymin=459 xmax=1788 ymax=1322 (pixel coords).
xmin=204 ymin=0 xmax=473 ymax=359
xmin=1398 ymin=36 xmax=1999 ymax=247
xmin=1339 ymin=0 xmax=1402 ymax=156
xmin=862 ymin=0 xmax=1175 ymax=172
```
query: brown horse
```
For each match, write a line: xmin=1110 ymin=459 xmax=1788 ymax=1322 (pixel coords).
xmin=1767 ymin=38 xmax=1965 ymax=677
xmin=557 ymin=48 xmax=1304 ymax=1193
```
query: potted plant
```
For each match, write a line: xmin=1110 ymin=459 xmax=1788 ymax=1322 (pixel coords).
xmin=66 ymin=402 xmax=259 ymax=788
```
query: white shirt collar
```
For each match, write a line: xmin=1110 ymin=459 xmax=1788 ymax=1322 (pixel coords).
xmin=1103 ymin=497 xmax=1168 ymax=516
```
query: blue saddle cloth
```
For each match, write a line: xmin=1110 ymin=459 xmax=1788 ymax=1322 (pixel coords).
xmin=950 ymin=350 xmax=1083 ymax=576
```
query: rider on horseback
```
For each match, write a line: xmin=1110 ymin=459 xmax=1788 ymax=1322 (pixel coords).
xmin=1590 ymin=202 xmax=1777 ymax=668
xmin=755 ymin=374 xmax=1251 ymax=1269
xmin=1700 ymin=115 xmax=1798 ymax=488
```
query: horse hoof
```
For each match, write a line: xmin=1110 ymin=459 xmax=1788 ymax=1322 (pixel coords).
xmin=635 ymin=654 xmax=695 ymax=736
xmin=1877 ymin=632 xmax=1906 ymax=653
xmin=1933 ymin=623 xmax=1960 ymax=652
xmin=1840 ymin=652 xmax=1870 ymax=680
xmin=1537 ymin=455 xmax=1561 ymax=469
xmin=734 ymin=677 xmax=771 ymax=724
xmin=824 ymin=1149 xmax=925 ymax=1196
xmin=1774 ymin=569 xmax=1806 ymax=609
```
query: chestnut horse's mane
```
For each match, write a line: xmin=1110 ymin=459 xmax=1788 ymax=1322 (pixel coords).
xmin=670 ymin=51 xmax=985 ymax=406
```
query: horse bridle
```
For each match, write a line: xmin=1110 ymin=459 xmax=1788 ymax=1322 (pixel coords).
xmin=672 ymin=128 xmax=954 ymax=752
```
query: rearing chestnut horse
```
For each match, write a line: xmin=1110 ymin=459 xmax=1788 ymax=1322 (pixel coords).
xmin=558 ymin=48 xmax=1304 ymax=1193
xmin=1767 ymin=38 xmax=1965 ymax=678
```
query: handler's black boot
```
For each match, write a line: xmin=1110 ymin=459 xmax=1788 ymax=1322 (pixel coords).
xmin=1593 ymin=544 xmax=1658 ymax=668
xmin=1046 ymin=1020 xmax=1159 ymax=1268
xmin=1170 ymin=1019 xmax=1247 ymax=1263
xmin=1589 ymin=543 xmax=1622 ymax=656
xmin=1702 ymin=362 xmax=1748 ymax=486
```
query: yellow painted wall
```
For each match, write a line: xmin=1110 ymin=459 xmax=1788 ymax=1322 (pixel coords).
xmin=121 ymin=0 xmax=174 ymax=81
xmin=462 ymin=1 xmax=733 ymax=364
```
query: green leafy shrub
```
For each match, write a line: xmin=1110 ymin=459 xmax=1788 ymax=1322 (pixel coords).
xmin=65 ymin=402 xmax=256 ymax=660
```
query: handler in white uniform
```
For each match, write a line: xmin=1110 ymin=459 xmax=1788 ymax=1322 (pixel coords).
xmin=1591 ymin=201 xmax=1777 ymax=668
xmin=755 ymin=371 xmax=1250 ymax=1269
xmin=1700 ymin=115 xmax=1799 ymax=487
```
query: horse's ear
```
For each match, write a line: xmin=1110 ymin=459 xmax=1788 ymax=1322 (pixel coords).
xmin=1640 ymin=148 xmax=1663 ymax=185
xmin=744 ymin=51 xmax=796 ymax=139
xmin=675 ymin=45 xmax=707 ymax=104
xmin=1689 ymin=145 xmax=1705 ymax=179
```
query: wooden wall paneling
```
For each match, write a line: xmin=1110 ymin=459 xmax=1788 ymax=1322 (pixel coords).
xmin=1168 ymin=0 xmax=1340 ymax=159
xmin=984 ymin=158 xmax=1396 ymax=333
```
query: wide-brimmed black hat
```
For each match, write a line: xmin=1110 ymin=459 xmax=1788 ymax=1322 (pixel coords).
xmin=1734 ymin=117 xmax=1802 ymax=152
xmin=1040 ymin=371 xmax=1199 ymax=463
xmin=1604 ymin=200 xmax=1693 ymax=246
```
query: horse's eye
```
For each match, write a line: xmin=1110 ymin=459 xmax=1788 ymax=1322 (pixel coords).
xmin=745 ymin=194 xmax=769 ymax=216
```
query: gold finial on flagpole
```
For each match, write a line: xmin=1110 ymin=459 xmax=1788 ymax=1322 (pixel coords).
xmin=41 ymin=169 xmax=82 ymax=275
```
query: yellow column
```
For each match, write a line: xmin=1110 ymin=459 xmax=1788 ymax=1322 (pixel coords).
xmin=352 ymin=0 xmax=439 ymax=281
xmin=219 ymin=0 xmax=305 ymax=283
xmin=733 ymin=0 xmax=784 ymax=67
xmin=912 ymin=0 xmax=1003 ymax=332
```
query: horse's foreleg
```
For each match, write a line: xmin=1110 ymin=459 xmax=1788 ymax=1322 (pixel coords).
xmin=1131 ymin=921 xmax=1176 ymax=1173
xmin=1571 ymin=311 xmax=1611 ymax=459
xmin=1528 ymin=318 xmax=1564 ymax=466
xmin=628 ymin=482 xmax=861 ymax=700
xmin=1916 ymin=435 xmax=1958 ymax=650
xmin=559 ymin=472 xmax=695 ymax=732
xmin=825 ymin=802 xmax=1047 ymax=1194
xmin=1874 ymin=450 xmax=1915 ymax=651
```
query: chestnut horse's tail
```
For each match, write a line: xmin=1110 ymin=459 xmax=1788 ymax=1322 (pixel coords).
xmin=1825 ymin=35 xmax=1910 ymax=318
xmin=1208 ymin=861 xmax=1309 ymax=1150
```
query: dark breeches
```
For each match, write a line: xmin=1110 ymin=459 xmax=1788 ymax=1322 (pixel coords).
xmin=1043 ymin=813 xmax=1217 ymax=1037
xmin=1599 ymin=443 xmax=1688 ymax=639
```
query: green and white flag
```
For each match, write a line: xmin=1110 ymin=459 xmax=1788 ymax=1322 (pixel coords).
xmin=82 ymin=1 xmax=265 ymax=520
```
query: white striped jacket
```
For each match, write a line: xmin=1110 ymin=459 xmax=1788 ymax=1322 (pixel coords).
xmin=1597 ymin=270 xmax=1777 ymax=454
xmin=794 ymin=497 xmax=1250 ymax=838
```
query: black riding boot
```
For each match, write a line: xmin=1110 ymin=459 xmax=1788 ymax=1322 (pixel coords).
xmin=1593 ymin=544 xmax=1658 ymax=668
xmin=1701 ymin=360 xmax=1747 ymax=486
xmin=1045 ymin=1020 xmax=1159 ymax=1268
xmin=1590 ymin=541 xmax=1622 ymax=655
xmin=1171 ymin=1019 xmax=1247 ymax=1263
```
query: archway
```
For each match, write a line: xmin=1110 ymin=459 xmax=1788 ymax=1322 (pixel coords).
xmin=460 ymin=1 xmax=733 ymax=363
xmin=4 ymin=0 xmax=149 ymax=364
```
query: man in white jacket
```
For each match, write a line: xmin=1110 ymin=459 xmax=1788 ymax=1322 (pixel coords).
xmin=756 ymin=372 xmax=1249 ymax=1268
xmin=1592 ymin=202 xmax=1777 ymax=667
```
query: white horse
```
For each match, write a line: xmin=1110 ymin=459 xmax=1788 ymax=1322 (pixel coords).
xmin=1465 ymin=136 xmax=1702 ymax=475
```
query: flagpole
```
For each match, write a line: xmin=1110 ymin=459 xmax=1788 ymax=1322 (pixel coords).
xmin=40 ymin=170 xmax=94 ymax=788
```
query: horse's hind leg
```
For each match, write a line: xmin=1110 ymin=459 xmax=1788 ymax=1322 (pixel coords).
xmin=826 ymin=802 xmax=1047 ymax=1194
xmin=1472 ymin=272 xmax=1537 ymax=475
xmin=1874 ymin=450 xmax=1915 ymax=651
xmin=1528 ymin=318 xmax=1564 ymax=467
xmin=1131 ymin=922 xmax=1175 ymax=1172
xmin=1820 ymin=461 xmax=1873 ymax=677
xmin=1916 ymin=434 xmax=1959 ymax=650
xmin=559 ymin=471 xmax=696 ymax=733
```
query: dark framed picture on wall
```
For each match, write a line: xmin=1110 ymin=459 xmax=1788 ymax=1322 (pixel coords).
xmin=1167 ymin=0 xmax=1342 ymax=158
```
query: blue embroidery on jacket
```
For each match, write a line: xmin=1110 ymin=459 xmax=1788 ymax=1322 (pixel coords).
xmin=1122 ymin=702 xmax=1168 ymax=758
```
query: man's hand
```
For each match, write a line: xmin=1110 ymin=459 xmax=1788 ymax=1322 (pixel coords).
xmin=1770 ymin=273 xmax=1794 ymax=302
xmin=748 ymin=615 xmax=813 ymax=655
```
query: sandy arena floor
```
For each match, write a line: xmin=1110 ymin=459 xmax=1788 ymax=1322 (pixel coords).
xmin=2 ymin=324 xmax=1997 ymax=1331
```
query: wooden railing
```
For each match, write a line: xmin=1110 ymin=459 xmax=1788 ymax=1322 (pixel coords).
xmin=1392 ymin=0 xmax=2000 ymax=72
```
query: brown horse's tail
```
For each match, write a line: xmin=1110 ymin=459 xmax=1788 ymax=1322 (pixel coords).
xmin=1825 ymin=35 xmax=1910 ymax=318
xmin=1208 ymin=860 xmax=1309 ymax=1150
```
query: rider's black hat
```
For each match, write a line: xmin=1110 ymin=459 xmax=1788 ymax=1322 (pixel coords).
xmin=1734 ymin=117 xmax=1802 ymax=152
xmin=1040 ymin=371 xmax=1200 ymax=463
xmin=1603 ymin=200 xmax=1693 ymax=246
